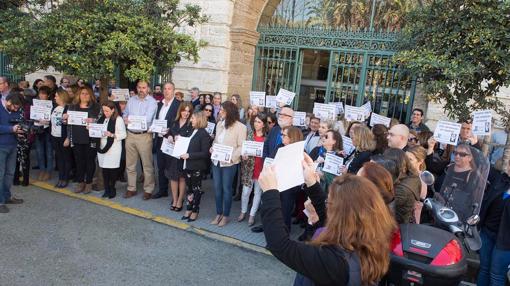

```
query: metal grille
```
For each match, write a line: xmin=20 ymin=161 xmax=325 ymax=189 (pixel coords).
xmin=252 ymin=27 xmax=416 ymax=122
xmin=0 ymin=53 xmax=25 ymax=83
xmin=252 ymin=47 xmax=299 ymax=97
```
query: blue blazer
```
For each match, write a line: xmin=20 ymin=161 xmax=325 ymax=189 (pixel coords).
xmin=263 ymin=125 xmax=281 ymax=159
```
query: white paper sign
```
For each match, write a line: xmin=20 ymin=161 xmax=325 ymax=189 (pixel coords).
xmin=30 ymin=105 xmax=52 ymax=121
xmin=344 ymin=105 xmax=365 ymax=122
xmin=273 ymin=141 xmax=305 ymax=191
xmin=211 ymin=143 xmax=234 ymax=163
xmin=160 ymin=139 xmax=175 ymax=156
xmin=369 ymin=113 xmax=391 ymax=128
xmin=206 ymin=122 xmax=216 ymax=135
xmin=293 ymin=111 xmax=307 ymax=126
xmin=149 ymin=119 xmax=168 ymax=133
xmin=313 ymin=103 xmax=337 ymax=120
xmin=276 ymin=88 xmax=296 ymax=105
xmin=111 ymin=89 xmax=130 ymax=102
xmin=342 ymin=135 xmax=355 ymax=155
xmin=67 ymin=111 xmax=89 ymax=126
xmin=242 ymin=141 xmax=264 ymax=157
xmin=323 ymin=153 xmax=344 ymax=176
xmin=434 ymin=120 xmax=462 ymax=146
xmin=127 ymin=115 xmax=147 ymax=130
xmin=472 ymin=110 xmax=492 ymax=136
xmin=265 ymin=96 xmax=277 ymax=109
xmin=33 ymin=99 xmax=53 ymax=109
xmin=88 ymin=123 xmax=107 ymax=138
xmin=330 ymin=102 xmax=344 ymax=115
xmin=249 ymin=91 xmax=266 ymax=107
xmin=172 ymin=136 xmax=191 ymax=158
xmin=361 ymin=101 xmax=372 ymax=116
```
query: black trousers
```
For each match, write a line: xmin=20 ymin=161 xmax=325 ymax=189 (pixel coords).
xmin=73 ymin=143 xmax=96 ymax=184
xmin=52 ymin=136 xmax=71 ymax=181
xmin=280 ymin=186 xmax=299 ymax=231
xmin=14 ymin=144 xmax=31 ymax=184
xmin=102 ymin=168 xmax=118 ymax=193
xmin=119 ymin=140 xmax=126 ymax=180
xmin=185 ymin=170 xmax=203 ymax=212
xmin=155 ymin=137 xmax=169 ymax=193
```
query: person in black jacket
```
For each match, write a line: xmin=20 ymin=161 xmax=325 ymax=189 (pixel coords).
xmin=63 ymin=86 xmax=100 ymax=194
xmin=151 ymin=82 xmax=181 ymax=199
xmin=345 ymin=125 xmax=375 ymax=174
xmin=179 ymin=111 xmax=211 ymax=222
xmin=258 ymin=155 xmax=396 ymax=286
xmin=477 ymin=166 xmax=510 ymax=286
xmin=164 ymin=102 xmax=193 ymax=211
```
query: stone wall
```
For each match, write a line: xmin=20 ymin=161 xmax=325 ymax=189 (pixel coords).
xmin=171 ymin=0 xmax=235 ymax=97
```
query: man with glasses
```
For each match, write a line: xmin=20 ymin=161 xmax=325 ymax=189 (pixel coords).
xmin=263 ymin=106 xmax=294 ymax=159
xmin=0 ymin=76 xmax=10 ymax=100
xmin=387 ymin=124 xmax=410 ymax=151
xmin=408 ymin=108 xmax=430 ymax=133
xmin=0 ymin=92 xmax=25 ymax=213
xmin=152 ymin=82 xmax=181 ymax=199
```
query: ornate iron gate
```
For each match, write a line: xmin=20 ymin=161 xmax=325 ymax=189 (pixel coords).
xmin=252 ymin=0 xmax=422 ymax=121
xmin=252 ymin=27 xmax=416 ymax=122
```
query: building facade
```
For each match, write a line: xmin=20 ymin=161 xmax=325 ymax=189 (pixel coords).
xmin=3 ymin=0 xmax=509 ymax=126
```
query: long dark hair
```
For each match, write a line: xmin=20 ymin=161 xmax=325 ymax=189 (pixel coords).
xmin=222 ymin=101 xmax=239 ymax=129
xmin=251 ymin=113 xmax=268 ymax=134
xmin=101 ymin=101 xmax=119 ymax=119
xmin=372 ymin=124 xmax=389 ymax=154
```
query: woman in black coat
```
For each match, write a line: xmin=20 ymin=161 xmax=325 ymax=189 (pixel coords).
xmin=345 ymin=125 xmax=375 ymax=174
xmin=179 ymin=111 xmax=211 ymax=222
xmin=165 ymin=102 xmax=193 ymax=211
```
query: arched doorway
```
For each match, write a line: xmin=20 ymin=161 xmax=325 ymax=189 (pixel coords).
xmin=251 ymin=0 xmax=424 ymax=122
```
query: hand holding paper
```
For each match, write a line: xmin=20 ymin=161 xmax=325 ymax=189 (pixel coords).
xmin=258 ymin=165 xmax=279 ymax=192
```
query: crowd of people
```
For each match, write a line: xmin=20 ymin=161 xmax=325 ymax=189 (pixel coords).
xmin=0 ymin=75 xmax=508 ymax=285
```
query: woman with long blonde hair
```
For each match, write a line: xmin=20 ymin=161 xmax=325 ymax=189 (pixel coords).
xmin=258 ymin=158 xmax=396 ymax=285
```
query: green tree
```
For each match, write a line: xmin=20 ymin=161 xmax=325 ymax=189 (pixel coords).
xmin=0 ymin=0 xmax=207 ymax=101
xmin=396 ymin=0 xmax=510 ymax=170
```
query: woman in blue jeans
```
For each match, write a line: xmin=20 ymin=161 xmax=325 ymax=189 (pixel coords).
xmin=210 ymin=101 xmax=246 ymax=227
xmin=477 ymin=167 xmax=510 ymax=286
xmin=34 ymin=86 xmax=54 ymax=181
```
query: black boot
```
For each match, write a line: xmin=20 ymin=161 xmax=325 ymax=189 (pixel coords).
xmin=102 ymin=186 xmax=109 ymax=198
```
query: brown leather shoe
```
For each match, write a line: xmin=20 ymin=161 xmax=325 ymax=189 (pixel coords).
xmin=123 ymin=191 xmax=137 ymax=198
xmin=83 ymin=184 xmax=93 ymax=194
xmin=142 ymin=192 xmax=152 ymax=200
xmin=74 ymin=182 xmax=86 ymax=193
xmin=6 ymin=197 xmax=24 ymax=204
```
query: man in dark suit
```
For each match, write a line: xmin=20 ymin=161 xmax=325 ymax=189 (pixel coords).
xmin=190 ymin=87 xmax=200 ymax=109
xmin=152 ymin=82 xmax=181 ymax=199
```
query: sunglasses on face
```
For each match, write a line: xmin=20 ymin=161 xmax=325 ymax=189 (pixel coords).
xmin=268 ymin=121 xmax=275 ymax=124
xmin=453 ymin=151 xmax=470 ymax=158
xmin=204 ymin=109 xmax=212 ymax=112
xmin=408 ymin=137 xmax=418 ymax=142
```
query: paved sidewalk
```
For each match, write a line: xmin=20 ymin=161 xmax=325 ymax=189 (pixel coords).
xmin=29 ymin=169 xmax=302 ymax=250
xmin=1 ymin=185 xmax=295 ymax=286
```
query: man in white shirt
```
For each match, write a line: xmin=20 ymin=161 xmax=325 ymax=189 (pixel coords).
xmin=152 ymin=82 xmax=181 ymax=199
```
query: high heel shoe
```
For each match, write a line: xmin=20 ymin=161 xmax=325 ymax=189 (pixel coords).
xmin=188 ymin=212 xmax=199 ymax=222
xmin=174 ymin=206 xmax=183 ymax=212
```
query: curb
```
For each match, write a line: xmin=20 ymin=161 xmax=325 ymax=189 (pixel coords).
xmin=30 ymin=180 xmax=272 ymax=256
